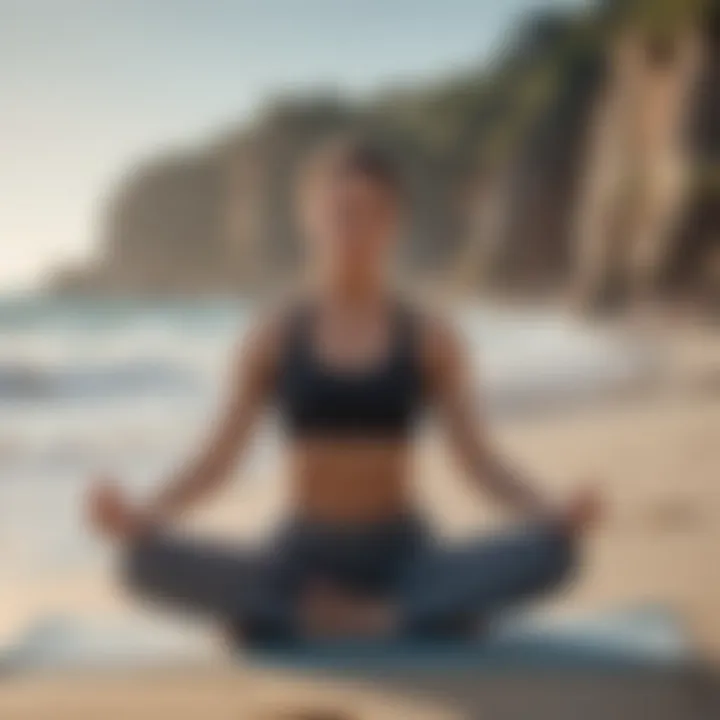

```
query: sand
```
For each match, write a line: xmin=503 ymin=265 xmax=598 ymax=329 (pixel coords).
xmin=1 ymin=323 xmax=718 ymax=718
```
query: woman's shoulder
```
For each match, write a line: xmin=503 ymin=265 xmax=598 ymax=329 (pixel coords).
xmin=242 ymin=290 xmax=310 ymax=360
xmin=399 ymin=294 xmax=462 ymax=346
xmin=399 ymin=295 xmax=466 ymax=379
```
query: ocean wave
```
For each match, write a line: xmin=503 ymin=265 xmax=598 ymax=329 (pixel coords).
xmin=0 ymin=359 xmax=201 ymax=402
xmin=0 ymin=296 xmax=247 ymax=335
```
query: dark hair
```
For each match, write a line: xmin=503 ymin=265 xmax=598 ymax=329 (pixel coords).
xmin=301 ymin=135 xmax=404 ymax=202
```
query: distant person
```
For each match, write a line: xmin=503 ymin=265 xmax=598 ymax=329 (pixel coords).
xmin=88 ymin=137 xmax=599 ymax=645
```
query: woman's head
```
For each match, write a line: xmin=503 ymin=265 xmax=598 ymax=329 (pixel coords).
xmin=296 ymin=136 xmax=404 ymax=288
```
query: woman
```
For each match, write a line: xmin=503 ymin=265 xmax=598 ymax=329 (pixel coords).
xmin=88 ymin=137 xmax=599 ymax=645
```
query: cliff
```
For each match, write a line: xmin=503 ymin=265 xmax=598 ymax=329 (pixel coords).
xmin=51 ymin=0 xmax=720 ymax=311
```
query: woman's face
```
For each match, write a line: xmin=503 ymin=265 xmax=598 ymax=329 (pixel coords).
xmin=299 ymin=167 xmax=401 ymax=285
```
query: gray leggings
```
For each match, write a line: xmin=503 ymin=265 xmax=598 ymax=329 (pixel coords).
xmin=124 ymin=517 xmax=576 ymax=645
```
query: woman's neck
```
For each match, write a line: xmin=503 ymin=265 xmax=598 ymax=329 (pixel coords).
xmin=312 ymin=273 xmax=392 ymax=317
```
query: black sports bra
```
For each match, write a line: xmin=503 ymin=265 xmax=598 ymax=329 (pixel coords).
xmin=276 ymin=304 xmax=424 ymax=438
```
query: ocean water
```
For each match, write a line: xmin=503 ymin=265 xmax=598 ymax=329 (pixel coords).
xmin=0 ymin=296 xmax=647 ymax=584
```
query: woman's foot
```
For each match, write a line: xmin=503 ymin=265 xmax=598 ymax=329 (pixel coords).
xmin=300 ymin=582 xmax=396 ymax=640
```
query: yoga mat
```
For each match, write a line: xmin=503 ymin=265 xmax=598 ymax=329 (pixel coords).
xmin=2 ymin=606 xmax=712 ymax=720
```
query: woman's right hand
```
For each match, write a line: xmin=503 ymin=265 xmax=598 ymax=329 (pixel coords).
xmin=559 ymin=485 xmax=603 ymax=537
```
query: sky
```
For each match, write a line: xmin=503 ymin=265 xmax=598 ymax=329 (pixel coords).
xmin=0 ymin=0 xmax=586 ymax=291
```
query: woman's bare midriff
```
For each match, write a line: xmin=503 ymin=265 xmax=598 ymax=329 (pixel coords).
xmin=288 ymin=438 xmax=414 ymax=525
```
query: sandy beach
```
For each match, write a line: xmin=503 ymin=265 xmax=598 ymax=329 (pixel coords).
xmin=1 ymin=323 xmax=719 ymax=718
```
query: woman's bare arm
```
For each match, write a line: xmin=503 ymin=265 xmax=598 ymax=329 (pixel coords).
xmin=147 ymin=318 xmax=281 ymax=520
xmin=422 ymin=315 xmax=554 ymax=516
xmin=88 ymin=315 xmax=284 ymax=539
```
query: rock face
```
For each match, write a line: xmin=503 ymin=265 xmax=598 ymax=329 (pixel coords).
xmin=455 ymin=13 xmax=605 ymax=294
xmin=455 ymin=0 xmax=720 ymax=309
xmin=213 ymin=102 xmax=455 ymax=293
xmin=572 ymin=26 xmax=704 ymax=308
xmin=54 ymin=100 xmax=454 ymax=296
xmin=52 ymin=0 xmax=720 ymax=310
